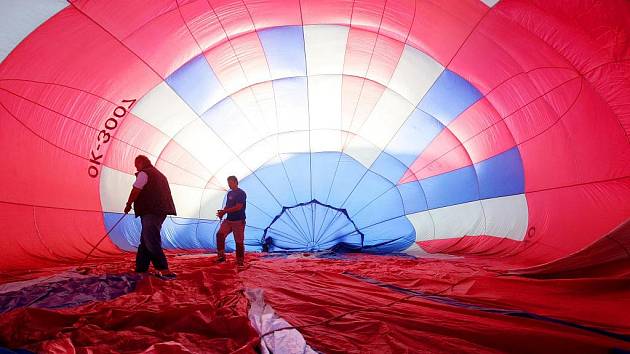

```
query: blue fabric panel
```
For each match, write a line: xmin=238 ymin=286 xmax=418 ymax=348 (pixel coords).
xmin=343 ymin=171 xmax=394 ymax=220
xmin=351 ymin=186 xmax=406 ymax=228
xmin=418 ymin=69 xmax=482 ymax=125
xmin=420 ymin=166 xmax=480 ymax=209
xmin=397 ymin=181 xmax=428 ymax=214
xmin=165 ymin=54 xmax=225 ymax=115
xmin=258 ymin=26 xmax=306 ymax=79
xmin=370 ymin=151 xmax=410 ymax=184
xmin=195 ymin=221 xmax=220 ymax=249
xmin=161 ymin=216 xmax=206 ymax=249
xmin=311 ymin=152 xmax=343 ymax=202
xmin=475 ymin=147 xmax=525 ymax=199
xmin=0 ymin=274 xmax=140 ymax=314
xmin=279 ymin=153 xmax=311 ymax=202
xmin=239 ymin=174 xmax=283 ymax=221
xmin=384 ymin=109 xmax=445 ymax=167
xmin=358 ymin=216 xmax=416 ymax=252
xmin=326 ymin=153 xmax=368 ymax=207
xmin=255 ymin=157 xmax=299 ymax=206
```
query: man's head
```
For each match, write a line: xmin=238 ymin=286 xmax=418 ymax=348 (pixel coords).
xmin=227 ymin=175 xmax=238 ymax=190
xmin=134 ymin=155 xmax=152 ymax=172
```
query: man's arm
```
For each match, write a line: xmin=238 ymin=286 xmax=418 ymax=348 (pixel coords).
xmin=124 ymin=187 xmax=142 ymax=214
xmin=217 ymin=203 xmax=243 ymax=219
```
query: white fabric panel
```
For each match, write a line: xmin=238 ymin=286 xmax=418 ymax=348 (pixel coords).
xmin=200 ymin=188 xmax=226 ymax=220
xmin=213 ymin=158 xmax=252 ymax=189
xmin=389 ymin=45 xmax=443 ymax=105
xmin=357 ymin=89 xmax=415 ymax=151
xmin=240 ymin=136 xmax=279 ymax=170
xmin=481 ymin=194 xmax=528 ymax=240
xmin=481 ymin=0 xmax=500 ymax=7
xmin=407 ymin=211 xmax=435 ymax=241
xmin=99 ymin=166 xmax=135 ymax=214
xmin=311 ymin=129 xmax=342 ymax=153
xmin=0 ymin=0 xmax=67 ymax=62
xmin=343 ymin=134 xmax=383 ymax=168
xmin=169 ymin=184 xmax=204 ymax=219
xmin=429 ymin=201 xmax=485 ymax=239
xmin=131 ymin=82 xmax=199 ymax=138
xmin=309 ymin=75 xmax=343 ymax=130
xmin=304 ymin=25 xmax=349 ymax=75
xmin=231 ymin=85 xmax=277 ymax=137
xmin=278 ymin=131 xmax=310 ymax=153
xmin=173 ymin=120 xmax=235 ymax=175
xmin=274 ymin=79 xmax=309 ymax=133
xmin=202 ymin=98 xmax=265 ymax=155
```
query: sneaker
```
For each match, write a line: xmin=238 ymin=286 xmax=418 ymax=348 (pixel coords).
xmin=216 ymin=256 xmax=226 ymax=264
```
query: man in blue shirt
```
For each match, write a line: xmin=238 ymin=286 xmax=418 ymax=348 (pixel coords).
xmin=216 ymin=175 xmax=247 ymax=266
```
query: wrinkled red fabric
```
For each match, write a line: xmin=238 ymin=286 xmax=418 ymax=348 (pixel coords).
xmin=1 ymin=252 xmax=628 ymax=353
xmin=0 ymin=255 xmax=259 ymax=353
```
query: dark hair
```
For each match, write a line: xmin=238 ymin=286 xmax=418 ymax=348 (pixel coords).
xmin=227 ymin=175 xmax=238 ymax=184
xmin=135 ymin=155 xmax=152 ymax=168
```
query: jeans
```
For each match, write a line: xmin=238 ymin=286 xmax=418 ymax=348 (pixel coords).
xmin=216 ymin=219 xmax=245 ymax=263
xmin=136 ymin=214 xmax=168 ymax=272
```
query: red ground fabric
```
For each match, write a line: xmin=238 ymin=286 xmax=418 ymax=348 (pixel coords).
xmin=0 ymin=255 xmax=259 ymax=353
xmin=2 ymin=252 xmax=627 ymax=353
xmin=239 ymin=254 xmax=630 ymax=353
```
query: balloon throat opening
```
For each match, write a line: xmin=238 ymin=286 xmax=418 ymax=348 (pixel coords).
xmin=262 ymin=199 xmax=365 ymax=252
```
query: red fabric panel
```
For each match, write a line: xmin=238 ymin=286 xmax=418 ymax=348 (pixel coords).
xmin=401 ymin=128 xmax=472 ymax=182
xmin=378 ymin=0 xmax=415 ymax=44
xmin=240 ymin=255 xmax=630 ymax=353
xmin=178 ymin=0 xmax=229 ymax=51
xmin=1 ymin=255 xmax=628 ymax=352
xmin=518 ymin=179 xmax=630 ymax=264
xmin=244 ymin=0 xmax=302 ymax=28
xmin=344 ymin=29 xmax=405 ymax=84
xmin=300 ymin=0 xmax=354 ymax=26
xmin=157 ymin=140 xmax=214 ymax=188
xmin=407 ymin=0 xmax=487 ymax=66
xmin=207 ymin=0 xmax=255 ymax=39
xmin=419 ymin=236 xmax=523 ymax=259
xmin=0 ymin=256 xmax=259 ymax=353
xmin=344 ymin=29 xmax=379 ymax=76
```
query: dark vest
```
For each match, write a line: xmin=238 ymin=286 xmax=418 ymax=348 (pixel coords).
xmin=133 ymin=166 xmax=177 ymax=217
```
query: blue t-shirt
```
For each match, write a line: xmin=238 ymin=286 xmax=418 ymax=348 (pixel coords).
xmin=225 ymin=188 xmax=246 ymax=221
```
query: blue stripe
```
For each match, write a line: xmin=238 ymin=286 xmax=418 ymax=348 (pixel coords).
xmin=165 ymin=54 xmax=225 ymax=115
xmin=475 ymin=147 xmax=525 ymax=199
xmin=418 ymin=69 xmax=482 ymax=125
xmin=420 ymin=166 xmax=480 ymax=209
xmin=384 ymin=108 xmax=445 ymax=167
xmin=259 ymin=26 xmax=306 ymax=79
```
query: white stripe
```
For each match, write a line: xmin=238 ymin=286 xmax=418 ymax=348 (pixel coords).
xmin=169 ymin=183 xmax=204 ymax=219
xmin=304 ymin=25 xmax=349 ymax=76
xmin=481 ymin=194 xmax=528 ymax=241
xmin=172 ymin=119 xmax=236 ymax=176
xmin=430 ymin=200 xmax=485 ymax=239
xmin=389 ymin=45 xmax=443 ymax=106
xmin=407 ymin=194 xmax=528 ymax=241
xmin=131 ymin=82 xmax=199 ymax=138
xmin=99 ymin=166 xmax=135 ymax=214
xmin=0 ymin=0 xmax=67 ymax=63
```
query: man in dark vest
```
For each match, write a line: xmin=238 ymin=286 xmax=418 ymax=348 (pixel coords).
xmin=124 ymin=155 xmax=177 ymax=278
xmin=216 ymin=175 xmax=247 ymax=267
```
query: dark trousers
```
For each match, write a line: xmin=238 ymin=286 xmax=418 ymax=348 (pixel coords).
xmin=136 ymin=214 xmax=168 ymax=272
xmin=216 ymin=219 xmax=245 ymax=263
